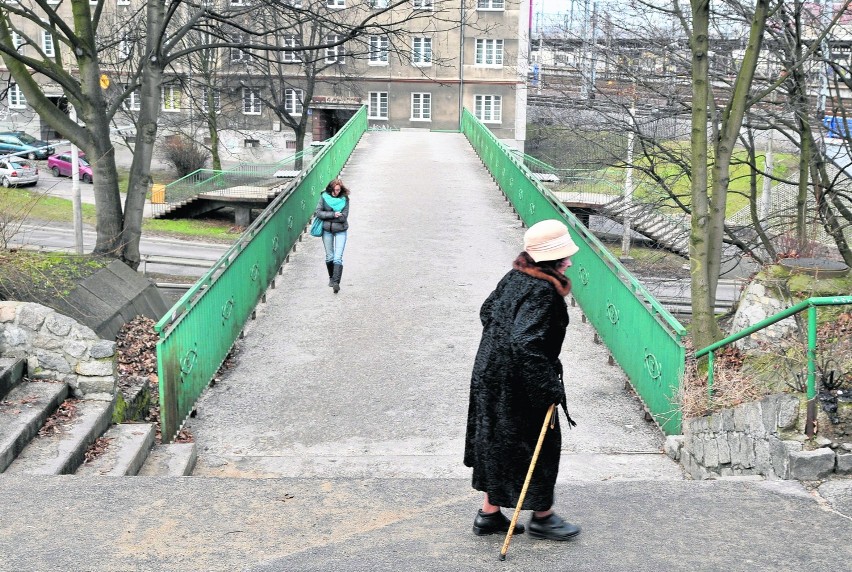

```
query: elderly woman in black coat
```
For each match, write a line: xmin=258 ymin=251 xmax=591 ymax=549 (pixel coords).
xmin=464 ymin=219 xmax=582 ymax=541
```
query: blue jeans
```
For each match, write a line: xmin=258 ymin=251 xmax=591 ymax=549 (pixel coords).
xmin=322 ymin=230 xmax=347 ymax=265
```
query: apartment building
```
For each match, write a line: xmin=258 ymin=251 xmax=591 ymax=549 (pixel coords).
xmin=0 ymin=0 xmax=530 ymax=161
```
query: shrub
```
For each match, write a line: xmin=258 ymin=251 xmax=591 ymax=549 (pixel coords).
xmin=159 ymin=135 xmax=210 ymax=177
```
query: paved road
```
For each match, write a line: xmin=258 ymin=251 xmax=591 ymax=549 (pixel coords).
xmin=9 ymin=223 xmax=227 ymax=277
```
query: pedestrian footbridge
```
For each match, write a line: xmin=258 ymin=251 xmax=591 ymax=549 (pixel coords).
xmin=152 ymin=108 xmax=690 ymax=483
xmin=4 ymin=109 xmax=852 ymax=572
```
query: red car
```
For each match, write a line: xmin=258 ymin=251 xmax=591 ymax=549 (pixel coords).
xmin=47 ymin=152 xmax=93 ymax=183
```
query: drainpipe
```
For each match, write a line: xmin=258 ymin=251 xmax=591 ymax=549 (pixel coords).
xmin=458 ymin=2 xmax=465 ymax=130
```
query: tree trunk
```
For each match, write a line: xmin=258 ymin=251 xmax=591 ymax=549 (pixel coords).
xmin=208 ymin=109 xmax=222 ymax=171
xmin=121 ymin=0 xmax=165 ymax=269
xmin=688 ymin=0 xmax=717 ymax=352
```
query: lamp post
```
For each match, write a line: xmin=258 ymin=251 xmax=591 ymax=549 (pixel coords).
xmin=68 ymin=104 xmax=83 ymax=255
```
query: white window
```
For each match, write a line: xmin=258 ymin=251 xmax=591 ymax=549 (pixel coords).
xmin=117 ymin=0 xmax=131 ymax=5
xmin=282 ymin=35 xmax=301 ymax=63
xmin=42 ymin=28 xmax=54 ymax=58
xmin=477 ymin=0 xmax=504 ymax=9
xmin=475 ymin=94 xmax=502 ymax=123
xmin=327 ymin=0 xmax=344 ymax=6
xmin=413 ymin=0 xmax=432 ymax=9
xmin=231 ymin=35 xmax=251 ymax=62
xmin=242 ymin=87 xmax=262 ymax=114
xmin=8 ymin=85 xmax=26 ymax=109
xmin=410 ymin=92 xmax=430 ymax=121
xmin=162 ymin=86 xmax=181 ymax=112
xmin=201 ymin=87 xmax=220 ymax=112
xmin=325 ymin=34 xmax=345 ymax=64
xmin=368 ymin=92 xmax=388 ymax=119
xmin=369 ymin=35 xmax=388 ymax=65
xmin=284 ymin=89 xmax=303 ymax=115
xmin=370 ymin=0 xmax=389 ymax=7
xmin=124 ymin=87 xmax=141 ymax=111
xmin=412 ymin=36 xmax=431 ymax=66
xmin=475 ymin=39 xmax=503 ymax=66
xmin=11 ymin=32 xmax=23 ymax=52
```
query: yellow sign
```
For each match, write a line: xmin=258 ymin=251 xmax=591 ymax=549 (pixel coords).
xmin=100 ymin=74 xmax=109 ymax=89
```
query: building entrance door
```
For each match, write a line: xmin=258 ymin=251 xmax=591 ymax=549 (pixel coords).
xmin=312 ymin=108 xmax=357 ymax=141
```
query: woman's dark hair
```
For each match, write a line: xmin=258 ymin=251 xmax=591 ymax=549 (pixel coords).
xmin=325 ymin=178 xmax=351 ymax=197
xmin=537 ymin=257 xmax=568 ymax=269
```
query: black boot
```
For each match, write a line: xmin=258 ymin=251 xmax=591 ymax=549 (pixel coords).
xmin=331 ymin=264 xmax=343 ymax=293
xmin=326 ymin=261 xmax=334 ymax=287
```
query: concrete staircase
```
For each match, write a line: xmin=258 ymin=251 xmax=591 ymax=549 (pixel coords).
xmin=0 ymin=358 xmax=196 ymax=476
xmin=598 ymin=196 xmax=691 ymax=257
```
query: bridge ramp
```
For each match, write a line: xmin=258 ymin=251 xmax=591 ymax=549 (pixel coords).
xmin=185 ymin=131 xmax=680 ymax=482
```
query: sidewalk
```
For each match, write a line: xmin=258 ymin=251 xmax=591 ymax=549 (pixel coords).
xmin=1 ymin=132 xmax=849 ymax=570
xmin=0 ymin=475 xmax=849 ymax=570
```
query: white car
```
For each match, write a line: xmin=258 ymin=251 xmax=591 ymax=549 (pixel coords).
xmin=0 ymin=158 xmax=39 ymax=188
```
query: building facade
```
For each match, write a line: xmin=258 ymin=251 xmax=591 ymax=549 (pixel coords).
xmin=0 ymin=0 xmax=530 ymax=163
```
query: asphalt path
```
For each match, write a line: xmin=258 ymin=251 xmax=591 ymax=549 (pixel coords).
xmin=9 ymin=222 xmax=227 ymax=278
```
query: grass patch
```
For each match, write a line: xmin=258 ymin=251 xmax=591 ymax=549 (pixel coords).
xmin=1 ymin=187 xmax=238 ymax=242
xmin=0 ymin=250 xmax=111 ymax=301
xmin=545 ymin=150 xmax=796 ymax=218
xmin=1 ymin=187 xmax=97 ymax=224
xmin=143 ymin=217 xmax=239 ymax=241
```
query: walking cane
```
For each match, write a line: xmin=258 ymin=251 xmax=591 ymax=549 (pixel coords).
xmin=499 ymin=403 xmax=556 ymax=561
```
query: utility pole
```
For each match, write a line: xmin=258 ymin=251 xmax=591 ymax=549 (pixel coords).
xmin=760 ymin=127 xmax=774 ymax=221
xmin=580 ymin=0 xmax=590 ymax=99
xmin=621 ymin=87 xmax=636 ymax=260
xmin=588 ymin=1 xmax=599 ymax=100
xmin=69 ymin=104 xmax=83 ymax=255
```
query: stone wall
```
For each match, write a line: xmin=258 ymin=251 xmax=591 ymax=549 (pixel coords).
xmin=729 ymin=281 xmax=797 ymax=350
xmin=0 ymin=302 xmax=116 ymax=398
xmin=665 ymin=394 xmax=852 ymax=480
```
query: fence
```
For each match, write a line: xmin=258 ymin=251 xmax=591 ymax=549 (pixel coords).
xmin=151 ymin=148 xmax=314 ymax=216
xmin=154 ymin=107 xmax=368 ymax=442
xmin=696 ymin=296 xmax=852 ymax=437
xmin=462 ymin=108 xmax=688 ymax=434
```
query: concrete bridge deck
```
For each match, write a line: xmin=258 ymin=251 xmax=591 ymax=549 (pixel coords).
xmin=0 ymin=132 xmax=850 ymax=570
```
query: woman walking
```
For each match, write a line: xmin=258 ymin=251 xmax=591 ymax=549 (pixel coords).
xmin=464 ymin=219 xmax=582 ymax=541
xmin=315 ymin=179 xmax=350 ymax=293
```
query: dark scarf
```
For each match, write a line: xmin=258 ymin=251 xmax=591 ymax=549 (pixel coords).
xmin=512 ymin=252 xmax=572 ymax=297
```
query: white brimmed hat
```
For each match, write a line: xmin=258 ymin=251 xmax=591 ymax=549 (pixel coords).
xmin=524 ymin=219 xmax=580 ymax=262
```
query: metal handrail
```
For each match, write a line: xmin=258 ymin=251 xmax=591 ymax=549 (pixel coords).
xmin=695 ymin=295 xmax=852 ymax=436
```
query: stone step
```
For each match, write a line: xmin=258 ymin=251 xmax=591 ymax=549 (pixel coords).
xmin=137 ymin=442 xmax=198 ymax=476
xmin=0 ymin=380 xmax=68 ymax=473
xmin=0 ymin=357 xmax=26 ymax=399
xmin=4 ymin=396 xmax=115 ymax=475
xmin=76 ymin=423 xmax=156 ymax=476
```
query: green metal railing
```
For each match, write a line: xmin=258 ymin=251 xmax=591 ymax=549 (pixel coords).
xmin=152 ymin=149 xmax=313 ymax=216
xmin=154 ymin=106 xmax=368 ymax=442
xmin=462 ymin=109 xmax=688 ymax=434
xmin=695 ymin=295 xmax=852 ymax=436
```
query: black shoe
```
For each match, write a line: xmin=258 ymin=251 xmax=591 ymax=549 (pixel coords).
xmin=326 ymin=262 xmax=334 ymax=287
xmin=472 ymin=510 xmax=525 ymax=536
xmin=528 ymin=513 xmax=581 ymax=541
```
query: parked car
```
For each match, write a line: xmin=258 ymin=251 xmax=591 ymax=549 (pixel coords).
xmin=0 ymin=157 xmax=39 ymax=187
xmin=47 ymin=153 xmax=93 ymax=183
xmin=0 ymin=131 xmax=54 ymax=160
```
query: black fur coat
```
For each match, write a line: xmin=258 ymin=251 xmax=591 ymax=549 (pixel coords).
xmin=464 ymin=252 xmax=572 ymax=510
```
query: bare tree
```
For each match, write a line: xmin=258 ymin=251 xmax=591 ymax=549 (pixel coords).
xmin=0 ymin=0 xmax=455 ymax=268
